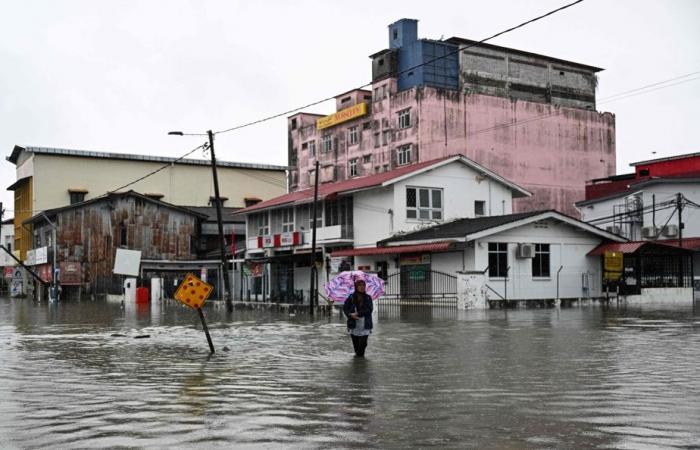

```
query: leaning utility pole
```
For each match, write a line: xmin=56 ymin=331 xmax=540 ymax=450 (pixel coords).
xmin=309 ymin=160 xmax=320 ymax=316
xmin=208 ymin=130 xmax=233 ymax=312
xmin=676 ymin=193 xmax=683 ymax=248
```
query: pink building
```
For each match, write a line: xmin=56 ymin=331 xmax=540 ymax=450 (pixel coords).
xmin=288 ymin=19 xmax=615 ymax=217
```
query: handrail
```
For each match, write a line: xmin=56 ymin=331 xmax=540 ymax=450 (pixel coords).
xmin=484 ymin=283 xmax=505 ymax=301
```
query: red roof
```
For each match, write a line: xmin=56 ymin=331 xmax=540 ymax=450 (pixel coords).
xmin=331 ymin=242 xmax=453 ymax=257
xmin=588 ymin=242 xmax=647 ymax=255
xmin=658 ymin=237 xmax=700 ymax=250
xmin=236 ymin=156 xmax=456 ymax=214
xmin=588 ymin=240 xmax=693 ymax=256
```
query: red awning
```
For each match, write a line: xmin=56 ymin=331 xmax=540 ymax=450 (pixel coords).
xmin=587 ymin=241 xmax=691 ymax=256
xmin=331 ymin=242 xmax=454 ymax=257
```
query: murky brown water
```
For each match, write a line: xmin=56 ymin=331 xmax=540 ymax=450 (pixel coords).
xmin=1 ymin=297 xmax=700 ymax=449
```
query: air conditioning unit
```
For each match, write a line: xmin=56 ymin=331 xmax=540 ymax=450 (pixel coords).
xmin=516 ymin=243 xmax=535 ymax=258
xmin=641 ymin=226 xmax=658 ymax=239
xmin=662 ymin=224 xmax=679 ymax=237
xmin=606 ymin=225 xmax=621 ymax=235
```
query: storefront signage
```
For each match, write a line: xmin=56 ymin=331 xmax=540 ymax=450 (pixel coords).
xmin=248 ymin=262 xmax=264 ymax=278
xmin=400 ymin=254 xmax=431 ymax=266
xmin=37 ymin=264 xmax=53 ymax=283
xmin=316 ymin=102 xmax=368 ymax=130
xmin=603 ymin=251 xmax=623 ymax=281
xmin=3 ymin=267 xmax=14 ymax=279
xmin=257 ymin=231 xmax=302 ymax=249
xmin=330 ymin=256 xmax=353 ymax=274
xmin=60 ymin=261 xmax=82 ymax=285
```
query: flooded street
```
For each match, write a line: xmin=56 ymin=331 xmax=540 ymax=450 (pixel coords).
xmin=1 ymin=298 xmax=700 ymax=449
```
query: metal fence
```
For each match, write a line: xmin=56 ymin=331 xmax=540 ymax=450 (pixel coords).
xmin=381 ymin=268 xmax=458 ymax=308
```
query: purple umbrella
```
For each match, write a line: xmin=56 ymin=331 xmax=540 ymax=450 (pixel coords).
xmin=324 ymin=270 xmax=385 ymax=303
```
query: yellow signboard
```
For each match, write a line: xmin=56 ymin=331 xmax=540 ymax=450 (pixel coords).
xmin=174 ymin=273 xmax=213 ymax=309
xmin=316 ymin=102 xmax=368 ymax=130
xmin=604 ymin=251 xmax=623 ymax=272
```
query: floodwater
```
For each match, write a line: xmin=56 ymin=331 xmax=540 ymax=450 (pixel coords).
xmin=1 ymin=298 xmax=700 ymax=449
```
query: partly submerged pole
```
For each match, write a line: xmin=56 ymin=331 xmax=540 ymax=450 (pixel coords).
xmin=197 ymin=307 xmax=215 ymax=354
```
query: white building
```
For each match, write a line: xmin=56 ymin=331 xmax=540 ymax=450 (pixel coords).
xmin=575 ymin=178 xmax=700 ymax=242
xmin=336 ymin=210 xmax=625 ymax=303
xmin=236 ymin=155 xmax=625 ymax=304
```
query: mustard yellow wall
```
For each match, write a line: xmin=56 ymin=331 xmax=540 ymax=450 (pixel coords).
xmin=13 ymin=177 xmax=32 ymax=260
xmin=31 ymin=154 xmax=286 ymax=212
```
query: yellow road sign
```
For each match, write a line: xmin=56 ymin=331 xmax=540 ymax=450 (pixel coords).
xmin=174 ymin=273 xmax=213 ymax=309
xmin=604 ymin=251 xmax=624 ymax=273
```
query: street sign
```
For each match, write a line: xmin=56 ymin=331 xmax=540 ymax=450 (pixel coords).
xmin=174 ymin=273 xmax=213 ymax=309
xmin=113 ymin=248 xmax=142 ymax=276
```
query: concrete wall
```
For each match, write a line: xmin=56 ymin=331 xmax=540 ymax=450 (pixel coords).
xmin=23 ymin=154 xmax=286 ymax=213
xmin=457 ymin=43 xmax=598 ymax=109
xmin=289 ymin=85 xmax=615 ymax=217
xmin=352 ymin=161 xmax=514 ymax=249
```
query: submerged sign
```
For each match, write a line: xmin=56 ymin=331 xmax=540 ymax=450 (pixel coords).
xmin=174 ymin=273 xmax=213 ymax=309
xmin=316 ymin=103 xmax=367 ymax=130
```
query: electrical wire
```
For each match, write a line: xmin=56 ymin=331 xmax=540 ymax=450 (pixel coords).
xmin=107 ymin=143 xmax=206 ymax=193
xmin=211 ymin=0 xmax=586 ymax=136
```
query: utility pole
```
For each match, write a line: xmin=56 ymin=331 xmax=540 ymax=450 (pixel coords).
xmin=309 ymin=160 xmax=320 ymax=316
xmin=208 ymin=130 xmax=234 ymax=312
xmin=676 ymin=193 xmax=683 ymax=248
xmin=40 ymin=212 xmax=59 ymax=302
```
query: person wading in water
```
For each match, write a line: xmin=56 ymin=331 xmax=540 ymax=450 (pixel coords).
xmin=343 ymin=279 xmax=373 ymax=357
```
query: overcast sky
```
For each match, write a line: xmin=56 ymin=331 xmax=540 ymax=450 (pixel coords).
xmin=1 ymin=0 xmax=699 ymax=217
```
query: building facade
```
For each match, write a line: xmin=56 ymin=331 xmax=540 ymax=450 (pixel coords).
xmin=6 ymin=145 xmax=287 ymax=259
xmin=25 ymin=191 xmax=206 ymax=298
xmin=288 ymin=19 xmax=615 ymax=217
xmin=236 ymin=155 xmax=528 ymax=302
xmin=576 ymin=152 xmax=700 ymax=241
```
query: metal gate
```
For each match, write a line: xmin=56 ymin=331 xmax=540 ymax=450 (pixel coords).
xmin=382 ymin=268 xmax=457 ymax=307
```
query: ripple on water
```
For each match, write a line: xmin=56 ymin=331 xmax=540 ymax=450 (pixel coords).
xmin=1 ymin=298 xmax=700 ymax=448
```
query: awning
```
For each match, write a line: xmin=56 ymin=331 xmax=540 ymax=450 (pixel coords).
xmin=588 ymin=241 xmax=692 ymax=256
xmin=330 ymin=242 xmax=454 ymax=257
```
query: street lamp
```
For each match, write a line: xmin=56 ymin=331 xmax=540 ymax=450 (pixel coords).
xmin=169 ymin=129 xmax=234 ymax=312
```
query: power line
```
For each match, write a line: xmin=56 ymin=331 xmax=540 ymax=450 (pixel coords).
xmin=211 ymin=0 xmax=585 ymax=136
xmin=597 ymin=71 xmax=700 ymax=102
xmin=107 ymin=143 xmax=206 ymax=193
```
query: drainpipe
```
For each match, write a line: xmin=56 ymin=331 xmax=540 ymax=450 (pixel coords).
xmin=556 ymin=265 xmax=564 ymax=301
xmin=504 ymin=266 xmax=510 ymax=301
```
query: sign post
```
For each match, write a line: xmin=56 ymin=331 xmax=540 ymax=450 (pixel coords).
xmin=174 ymin=273 xmax=215 ymax=353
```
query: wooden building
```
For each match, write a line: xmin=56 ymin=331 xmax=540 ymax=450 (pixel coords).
xmin=25 ymin=191 xmax=207 ymax=298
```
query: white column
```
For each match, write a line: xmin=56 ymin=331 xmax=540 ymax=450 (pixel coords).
xmin=457 ymin=271 xmax=488 ymax=309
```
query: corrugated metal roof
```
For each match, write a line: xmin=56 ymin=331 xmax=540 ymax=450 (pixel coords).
xmin=380 ymin=211 xmax=547 ymax=244
xmin=7 ymin=145 xmax=288 ymax=171
xmin=588 ymin=241 xmax=693 ymax=256
xmin=330 ymin=242 xmax=454 ymax=257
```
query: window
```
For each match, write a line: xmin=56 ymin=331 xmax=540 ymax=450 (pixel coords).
xmin=255 ymin=213 xmax=269 ymax=236
xmin=341 ymin=96 xmax=351 ymax=103
xmin=382 ymin=130 xmax=391 ymax=146
xmin=291 ymin=118 xmax=297 ymax=130
xmin=373 ymin=133 xmax=380 ymax=148
xmin=349 ymin=159 xmax=358 ymax=177
xmin=362 ymin=121 xmax=371 ymax=130
xmin=302 ymin=142 xmax=308 ymax=150
xmin=475 ymin=200 xmax=485 ymax=217
xmin=488 ymin=243 xmax=508 ymax=278
xmin=397 ymin=145 xmax=411 ymax=165
xmin=532 ymin=244 xmax=550 ymax=278
xmin=308 ymin=140 xmax=316 ymax=157
xmin=406 ymin=187 xmax=442 ymax=220
xmin=398 ymin=109 xmax=411 ymax=129
xmin=120 ymin=222 xmax=128 ymax=247
xmin=363 ymin=154 xmax=371 ymax=164
xmin=69 ymin=190 xmax=86 ymax=204
xmin=322 ymin=135 xmax=332 ymax=153
xmin=348 ymin=126 xmax=358 ymax=145
xmin=281 ymin=208 xmax=294 ymax=233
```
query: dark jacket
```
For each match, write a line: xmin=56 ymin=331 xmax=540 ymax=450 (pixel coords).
xmin=343 ymin=293 xmax=373 ymax=330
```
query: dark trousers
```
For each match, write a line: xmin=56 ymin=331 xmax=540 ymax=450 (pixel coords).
xmin=350 ymin=335 xmax=368 ymax=357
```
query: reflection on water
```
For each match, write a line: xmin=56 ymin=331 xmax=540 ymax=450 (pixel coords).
xmin=1 ymin=298 xmax=699 ymax=449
